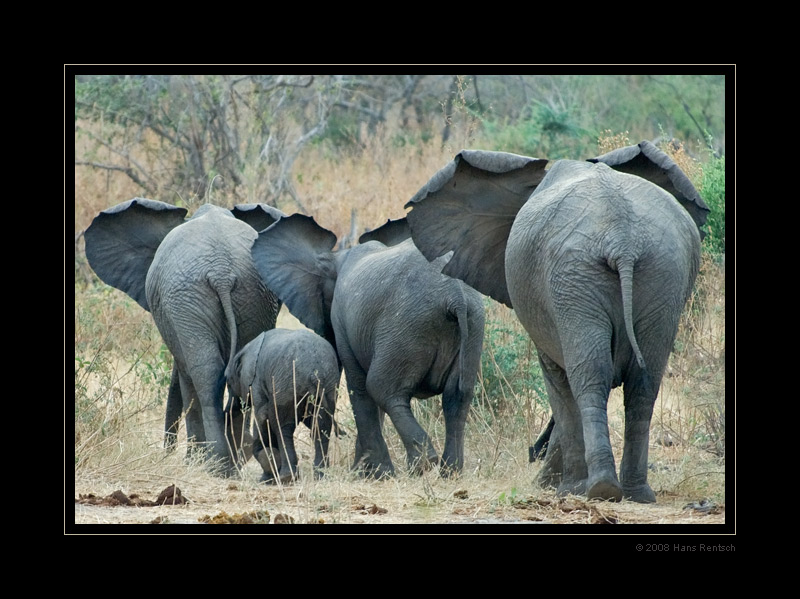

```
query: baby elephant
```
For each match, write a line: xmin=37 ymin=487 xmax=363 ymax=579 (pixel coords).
xmin=227 ymin=328 xmax=340 ymax=484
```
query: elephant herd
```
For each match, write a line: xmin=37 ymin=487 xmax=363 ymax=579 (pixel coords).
xmin=83 ymin=141 xmax=708 ymax=504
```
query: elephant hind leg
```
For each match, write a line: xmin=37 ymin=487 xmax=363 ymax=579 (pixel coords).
xmin=383 ymin=395 xmax=438 ymax=475
xmin=185 ymin=358 xmax=238 ymax=477
xmin=303 ymin=392 xmax=335 ymax=479
xmin=177 ymin=371 xmax=204 ymax=449
xmin=620 ymin=375 xmax=659 ymax=503
xmin=224 ymin=395 xmax=253 ymax=467
xmin=350 ymin=389 xmax=396 ymax=479
xmin=164 ymin=363 xmax=183 ymax=451
xmin=439 ymin=374 xmax=471 ymax=477
xmin=536 ymin=352 xmax=587 ymax=494
xmin=538 ymin=349 xmax=625 ymax=502
xmin=581 ymin=397 xmax=623 ymax=502
xmin=340 ymin=344 xmax=395 ymax=478
xmin=252 ymin=420 xmax=284 ymax=484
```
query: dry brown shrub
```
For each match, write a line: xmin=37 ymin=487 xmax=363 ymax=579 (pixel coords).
xmin=596 ymin=129 xmax=631 ymax=154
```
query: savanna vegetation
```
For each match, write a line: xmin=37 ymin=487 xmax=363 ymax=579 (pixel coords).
xmin=72 ymin=72 xmax=728 ymax=528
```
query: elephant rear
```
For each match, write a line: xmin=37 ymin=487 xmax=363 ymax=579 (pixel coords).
xmin=248 ymin=214 xmax=485 ymax=478
xmin=253 ymin=328 xmax=340 ymax=412
xmin=405 ymin=145 xmax=705 ymax=502
xmin=84 ymin=199 xmax=284 ymax=478
xmin=143 ymin=207 xmax=279 ymax=475
xmin=507 ymin=163 xmax=698 ymax=369
xmin=247 ymin=328 xmax=340 ymax=483
xmin=335 ymin=239 xmax=485 ymax=475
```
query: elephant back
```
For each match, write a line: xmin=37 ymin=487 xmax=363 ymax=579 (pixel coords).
xmin=258 ymin=329 xmax=340 ymax=400
xmin=145 ymin=207 xmax=280 ymax=370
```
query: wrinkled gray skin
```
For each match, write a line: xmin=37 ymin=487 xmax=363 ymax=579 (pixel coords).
xmin=406 ymin=141 xmax=707 ymax=503
xmin=226 ymin=328 xmax=340 ymax=484
xmin=84 ymin=199 xmax=285 ymax=476
xmin=250 ymin=216 xmax=485 ymax=478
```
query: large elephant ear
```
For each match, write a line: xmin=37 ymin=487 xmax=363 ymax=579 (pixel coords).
xmin=231 ymin=203 xmax=287 ymax=232
xmin=589 ymin=140 xmax=710 ymax=237
xmin=358 ymin=218 xmax=411 ymax=247
xmin=405 ymin=150 xmax=549 ymax=308
xmin=251 ymin=214 xmax=338 ymax=341
xmin=84 ymin=198 xmax=187 ymax=311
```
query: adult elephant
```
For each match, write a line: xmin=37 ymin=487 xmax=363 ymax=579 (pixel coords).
xmin=250 ymin=215 xmax=485 ymax=478
xmin=405 ymin=141 xmax=707 ymax=503
xmin=84 ymin=199 xmax=285 ymax=476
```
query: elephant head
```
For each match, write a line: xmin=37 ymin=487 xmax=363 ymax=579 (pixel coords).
xmin=84 ymin=199 xmax=285 ymax=476
xmin=405 ymin=142 xmax=703 ymax=502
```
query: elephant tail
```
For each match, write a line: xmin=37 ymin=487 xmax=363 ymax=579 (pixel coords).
xmin=449 ymin=282 xmax=480 ymax=395
xmin=219 ymin=283 xmax=239 ymax=380
xmin=616 ymin=257 xmax=646 ymax=370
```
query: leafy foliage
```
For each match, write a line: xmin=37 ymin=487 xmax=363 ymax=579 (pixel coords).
xmin=700 ymin=154 xmax=726 ymax=255
xmin=479 ymin=100 xmax=593 ymax=158
xmin=478 ymin=303 xmax=549 ymax=418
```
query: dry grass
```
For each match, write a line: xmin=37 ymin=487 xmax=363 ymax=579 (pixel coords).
xmin=72 ymin=128 xmax=726 ymax=529
xmin=73 ymin=276 xmax=725 ymax=527
xmin=289 ymin=131 xmax=452 ymax=238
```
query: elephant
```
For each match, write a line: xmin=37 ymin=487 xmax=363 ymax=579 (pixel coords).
xmin=84 ymin=198 xmax=285 ymax=476
xmin=226 ymin=328 xmax=340 ymax=484
xmin=249 ymin=215 xmax=485 ymax=478
xmin=405 ymin=141 xmax=707 ymax=503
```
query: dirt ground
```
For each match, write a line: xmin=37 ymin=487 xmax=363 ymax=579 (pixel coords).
xmin=71 ymin=458 xmax=728 ymax=534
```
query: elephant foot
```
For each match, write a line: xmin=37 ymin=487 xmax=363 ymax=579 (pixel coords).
xmin=586 ymin=475 xmax=623 ymax=502
xmin=353 ymin=457 xmax=395 ymax=480
xmin=623 ymin=483 xmax=657 ymax=504
xmin=538 ymin=467 xmax=562 ymax=490
xmin=536 ymin=443 xmax=564 ymax=489
xmin=537 ymin=455 xmax=564 ymax=489
xmin=164 ymin=432 xmax=179 ymax=452
xmin=556 ymin=478 xmax=587 ymax=498
xmin=407 ymin=452 xmax=439 ymax=476
xmin=438 ymin=460 xmax=463 ymax=479
xmin=259 ymin=470 xmax=297 ymax=485
xmin=278 ymin=471 xmax=297 ymax=485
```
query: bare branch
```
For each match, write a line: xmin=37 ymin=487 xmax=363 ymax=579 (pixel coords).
xmin=77 ymin=126 xmax=157 ymax=189
xmin=74 ymin=160 xmax=154 ymax=193
xmin=334 ymin=100 xmax=384 ymax=122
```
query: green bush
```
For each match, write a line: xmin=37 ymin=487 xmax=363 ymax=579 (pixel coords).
xmin=478 ymin=101 xmax=591 ymax=158
xmin=701 ymin=154 xmax=725 ymax=256
xmin=478 ymin=303 xmax=549 ymax=419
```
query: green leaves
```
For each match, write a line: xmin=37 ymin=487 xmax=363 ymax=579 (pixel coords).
xmin=478 ymin=303 xmax=549 ymax=418
xmin=700 ymin=154 xmax=725 ymax=256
